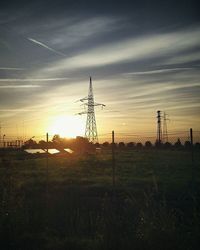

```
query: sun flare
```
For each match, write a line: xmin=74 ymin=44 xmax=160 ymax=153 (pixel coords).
xmin=48 ymin=115 xmax=85 ymax=138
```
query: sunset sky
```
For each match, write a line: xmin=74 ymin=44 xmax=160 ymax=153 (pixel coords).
xmin=0 ymin=0 xmax=200 ymax=141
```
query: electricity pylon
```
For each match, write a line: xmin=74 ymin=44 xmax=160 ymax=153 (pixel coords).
xmin=78 ymin=77 xmax=105 ymax=143
xmin=163 ymin=112 xmax=169 ymax=143
xmin=157 ymin=110 xmax=162 ymax=144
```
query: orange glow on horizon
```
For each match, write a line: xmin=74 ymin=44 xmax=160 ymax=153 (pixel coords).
xmin=48 ymin=115 xmax=85 ymax=138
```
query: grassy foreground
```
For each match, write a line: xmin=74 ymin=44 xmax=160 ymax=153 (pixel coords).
xmin=0 ymin=149 xmax=200 ymax=250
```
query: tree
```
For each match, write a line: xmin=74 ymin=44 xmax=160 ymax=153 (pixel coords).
xmin=155 ymin=139 xmax=163 ymax=148
xmin=136 ymin=142 xmax=143 ymax=149
xmin=164 ymin=141 xmax=172 ymax=149
xmin=73 ymin=136 xmax=93 ymax=153
xmin=195 ymin=142 xmax=200 ymax=150
xmin=174 ymin=138 xmax=182 ymax=148
xmin=184 ymin=141 xmax=191 ymax=150
xmin=52 ymin=134 xmax=61 ymax=144
xmin=24 ymin=139 xmax=37 ymax=148
xmin=38 ymin=140 xmax=47 ymax=148
xmin=95 ymin=142 xmax=100 ymax=148
xmin=145 ymin=141 xmax=152 ymax=148
xmin=127 ymin=142 xmax=135 ymax=148
xmin=118 ymin=142 xmax=125 ymax=148
xmin=102 ymin=142 xmax=109 ymax=147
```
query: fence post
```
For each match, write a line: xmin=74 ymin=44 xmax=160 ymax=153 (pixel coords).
xmin=190 ymin=128 xmax=195 ymax=189
xmin=46 ymin=133 xmax=49 ymax=228
xmin=46 ymin=132 xmax=49 ymax=193
xmin=112 ymin=130 xmax=116 ymax=187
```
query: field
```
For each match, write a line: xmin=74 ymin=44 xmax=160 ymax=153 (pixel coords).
xmin=0 ymin=148 xmax=200 ymax=250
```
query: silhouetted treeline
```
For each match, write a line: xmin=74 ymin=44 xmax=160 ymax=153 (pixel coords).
xmin=22 ymin=135 xmax=94 ymax=153
xmin=21 ymin=135 xmax=200 ymax=152
xmin=100 ymin=139 xmax=200 ymax=150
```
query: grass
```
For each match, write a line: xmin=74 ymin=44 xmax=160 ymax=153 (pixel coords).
xmin=0 ymin=148 xmax=200 ymax=249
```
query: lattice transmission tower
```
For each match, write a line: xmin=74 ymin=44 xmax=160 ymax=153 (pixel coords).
xmin=157 ymin=110 xmax=162 ymax=144
xmin=78 ymin=77 xmax=105 ymax=143
xmin=163 ymin=112 xmax=169 ymax=143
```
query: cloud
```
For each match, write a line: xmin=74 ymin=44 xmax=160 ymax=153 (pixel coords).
xmin=47 ymin=17 xmax=120 ymax=50
xmin=164 ymin=51 xmax=200 ymax=65
xmin=0 ymin=67 xmax=25 ymax=70
xmin=1 ymin=10 xmax=200 ymax=134
xmin=0 ymin=77 xmax=69 ymax=82
xmin=35 ymin=26 xmax=200 ymax=77
xmin=0 ymin=109 xmax=36 ymax=112
xmin=0 ymin=85 xmax=41 ymax=88
xmin=28 ymin=37 xmax=66 ymax=56
xmin=124 ymin=67 xmax=193 ymax=75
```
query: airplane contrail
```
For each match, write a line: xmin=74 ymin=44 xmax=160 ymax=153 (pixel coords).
xmin=28 ymin=37 xmax=66 ymax=57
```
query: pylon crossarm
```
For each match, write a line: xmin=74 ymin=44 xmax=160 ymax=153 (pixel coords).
xmin=94 ymin=102 xmax=106 ymax=107
xmin=80 ymin=103 xmax=105 ymax=107
xmin=79 ymin=97 xmax=88 ymax=102
xmin=76 ymin=112 xmax=87 ymax=115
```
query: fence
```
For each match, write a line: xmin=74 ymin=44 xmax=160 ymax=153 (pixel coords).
xmin=0 ymin=129 xmax=199 ymax=249
xmin=98 ymin=130 xmax=200 ymax=145
xmin=0 ymin=129 xmax=200 ymax=148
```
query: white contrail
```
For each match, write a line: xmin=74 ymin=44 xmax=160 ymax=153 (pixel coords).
xmin=28 ymin=37 xmax=66 ymax=57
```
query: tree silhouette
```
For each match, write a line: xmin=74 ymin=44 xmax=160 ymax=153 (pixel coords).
xmin=127 ymin=142 xmax=135 ymax=148
xmin=184 ymin=141 xmax=191 ymax=150
xmin=136 ymin=142 xmax=143 ymax=149
xmin=118 ymin=142 xmax=125 ymax=149
xmin=38 ymin=140 xmax=46 ymax=148
xmin=174 ymin=138 xmax=182 ymax=148
xmin=24 ymin=139 xmax=37 ymax=148
xmin=102 ymin=142 xmax=109 ymax=147
xmin=164 ymin=141 xmax=172 ymax=149
xmin=145 ymin=141 xmax=152 ymax=148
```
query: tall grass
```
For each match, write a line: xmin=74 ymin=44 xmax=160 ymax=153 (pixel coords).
xmin=0 ymin=149 xmax=199 ymax=249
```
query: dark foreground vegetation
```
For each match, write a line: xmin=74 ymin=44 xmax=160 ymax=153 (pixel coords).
xmin=0 ymin=148 xmax=200 ymax=250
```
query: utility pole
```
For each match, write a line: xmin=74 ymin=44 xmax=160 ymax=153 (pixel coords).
xmin=112 ymin=130 xmax=116 ymax=187
xmin=78 ymin=77 xmax=105 ymax=143
xmin=190 ymin=128 xmax=195 ymax=188
xmin=46 ymin=132 xmax=49 ymax=229
xmin=46 ymin=132 xmax=49 ymax=193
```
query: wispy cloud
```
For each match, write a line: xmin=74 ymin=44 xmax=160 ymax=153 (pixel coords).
xmin=164 ymin=51 xmax=200 ymax=65
xmin=37 ymin=26 xmax=200 ymax=76
xmin=28 ymin=37 xmax=66 ymax=57
xmin=125 ymin=67 xmax=193 ymax=75
xmin=0 ymin=67 xmax=25 ymax=70
xmin=0 ymin=77 xmax=69 ymax=82
xmin=0 ymin=109 xmax=36 ymax=112
xmin=0 ymin=85 xmax=41 ymax=88
xmin=48 ymin=17 xmax=120 ymax=49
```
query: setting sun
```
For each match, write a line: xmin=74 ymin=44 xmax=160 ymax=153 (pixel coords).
xmin=48 ymin=115 xmax=85 ymax=138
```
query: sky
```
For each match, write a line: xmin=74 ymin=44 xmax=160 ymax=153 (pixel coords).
xmin=0 ymin=0 xmax=200 ymax=141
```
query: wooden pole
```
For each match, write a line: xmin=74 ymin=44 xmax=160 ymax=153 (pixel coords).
xmin=112 ymin=130 xmax=116 ymax=187
xmin=46 ymin=133 xmax=49 ymax=228
xmin=46 ymin=133 xmax=49 ymax=194
xmin=190 ymin=128 xmax=195 ymax=190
